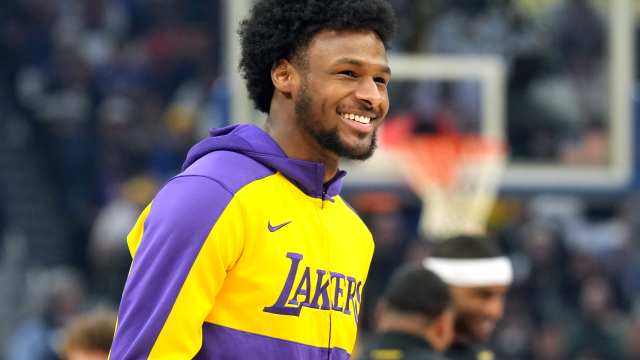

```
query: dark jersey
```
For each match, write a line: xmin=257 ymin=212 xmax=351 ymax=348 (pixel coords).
xmin=357 ymin=331 xmax=449 ymax=360
xmin=445 ymin=341 xmax=496 ymax=360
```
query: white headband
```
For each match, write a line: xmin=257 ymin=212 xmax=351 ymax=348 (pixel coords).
xmin=422 ymin=257 xmax=513 ymax=287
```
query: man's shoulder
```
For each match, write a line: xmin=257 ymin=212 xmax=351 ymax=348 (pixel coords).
xmin=147 ymin=151 xmax=275 ymax=223
xmin=360 ymin=347 xmax=447 ymax=360
xmin=403 ymin=348 xmax=449 ymax=360
xmin=445 ymin=342 xmax=495 ymax=360
xmin=359 ymin=332 xmax=448 ymax=360
xmin=179 ymin=150 xmax=275 ymax=195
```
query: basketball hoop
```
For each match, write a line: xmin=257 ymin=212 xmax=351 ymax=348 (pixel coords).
xmin=382 ymin=121 xmax=506 ymax=241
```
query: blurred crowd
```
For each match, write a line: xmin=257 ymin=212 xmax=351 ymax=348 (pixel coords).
xmin=0 ymin=0 xmax=638 ymax=359
xmin=0 ymin=0 xmax=224 ymax=357
xmin=387 ymin=0 xmax=613 ymax=164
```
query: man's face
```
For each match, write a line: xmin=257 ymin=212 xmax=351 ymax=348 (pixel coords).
xmin=450 ymin=285 xmax=509 ymax=342
xmin=292 ymin=29 xmax=390 ymax=160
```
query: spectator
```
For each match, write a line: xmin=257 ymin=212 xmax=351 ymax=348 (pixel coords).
xmin=357 ymin=265 xmax=454 ymax=359
xmin=89 ymin=175 xmax=159 ymax=304
xmin=59 ymin=309 xmax=117 ymax=360
xmin=6 ymin=267 xmax=86 ymax=360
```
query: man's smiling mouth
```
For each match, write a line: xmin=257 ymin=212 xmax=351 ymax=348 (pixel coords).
xmin=339 ymin=112 xmax=374 ymax=124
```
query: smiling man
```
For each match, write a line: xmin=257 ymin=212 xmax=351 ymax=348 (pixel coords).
xmin=423 ymin=235 xmax=512 ymax=360
xmin=108 ymin=1 xmax=396 ymax=359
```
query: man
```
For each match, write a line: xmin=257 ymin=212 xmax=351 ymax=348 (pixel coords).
xmin=423 ymin=235 xmax=512 ymax=360
xmin=109 ymin=0 xmax=397 ymax=359
xmin=60 ymin=309 xmax=117 ymax=360
xmin=358 ymin=265 xmax=455 ymax=360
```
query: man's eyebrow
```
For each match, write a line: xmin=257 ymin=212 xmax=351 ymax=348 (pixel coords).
xmin=334 ymin=57 xmax=391 ymax=75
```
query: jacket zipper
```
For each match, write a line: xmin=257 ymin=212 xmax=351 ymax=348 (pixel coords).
xmin=319 ymin=189 xmax=331 ymax=359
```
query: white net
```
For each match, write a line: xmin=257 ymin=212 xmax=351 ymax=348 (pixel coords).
xmin=390 ymin=135 xmax=506 ymax=240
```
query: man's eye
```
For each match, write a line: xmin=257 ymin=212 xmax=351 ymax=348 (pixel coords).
xmin=375 ymin=77 xmax=388 ymax=85
xmin=339 ymin=70 xmax=357 ymax=77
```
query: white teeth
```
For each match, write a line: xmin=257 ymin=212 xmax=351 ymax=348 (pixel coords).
xmin=355 ymin=115 xmax=371 ymax=124
xmin=341 ymin=113 xmax=371 ymax=124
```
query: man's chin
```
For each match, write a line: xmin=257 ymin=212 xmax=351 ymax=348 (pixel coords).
xmin=342 ymin=138 xmax=377 ymax=160
xmin=337 ymin=130 xmax=377 ymax=160
xmin=471 ymin=322 xmax=496 ymax=342
xmin=341 ymin=148 xmax=374 ymax=161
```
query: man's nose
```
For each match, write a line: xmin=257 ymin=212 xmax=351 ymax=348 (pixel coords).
xmin=355 ymin=77 xmax=385 ymax=109
xmin=484 ymin=297 xmax=505 ymax=320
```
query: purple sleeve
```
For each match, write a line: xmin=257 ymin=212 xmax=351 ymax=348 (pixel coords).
xmin=109 ymin=175 xmax=233 ymax=359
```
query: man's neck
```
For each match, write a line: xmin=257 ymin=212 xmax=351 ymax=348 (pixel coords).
xmin=452 ymin=333 xmax=474 ymax=347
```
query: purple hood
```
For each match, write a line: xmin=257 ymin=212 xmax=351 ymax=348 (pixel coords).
xmin=182 ymin=124 xmax=346 ymax=198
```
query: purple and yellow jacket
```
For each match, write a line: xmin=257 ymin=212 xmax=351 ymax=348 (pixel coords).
xmin=109 ymin=124 xmax=374 ymax=359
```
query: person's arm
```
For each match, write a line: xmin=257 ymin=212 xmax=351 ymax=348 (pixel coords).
xmin=109 ymin=175 xmax=244 ymax=359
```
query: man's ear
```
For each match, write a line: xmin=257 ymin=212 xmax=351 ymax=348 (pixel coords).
xmin=271 ymin=59 xmax=298 ymax=97
xmin=430 ymin=308 xmax=455 ymax=352
xmin=373 ymin=299 xmax=387 ymax=329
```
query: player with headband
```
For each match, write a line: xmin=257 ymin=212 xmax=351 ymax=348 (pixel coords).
xmin=423 ymin=235 xmax=512 ymax=360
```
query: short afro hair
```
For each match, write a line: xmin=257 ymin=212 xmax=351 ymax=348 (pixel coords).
xmin=383 ymin=265 xmax=451 ymax=322
xmin=238 ymin=0 xmax=397 ymax=113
